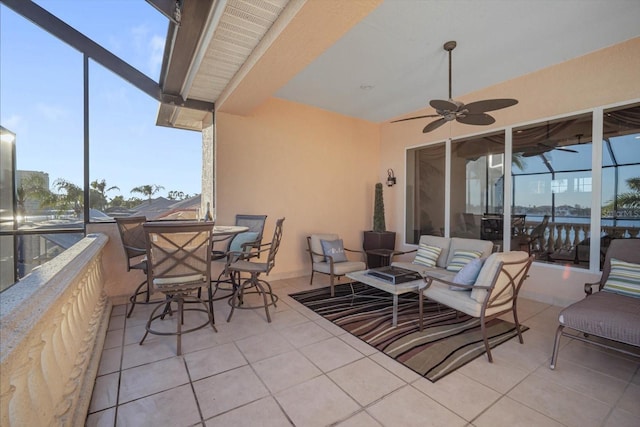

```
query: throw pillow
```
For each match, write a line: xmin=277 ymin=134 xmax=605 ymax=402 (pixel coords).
xmin=602 ymin=258 xmax=640 ymax=297
xmin=413 ymin=243 xmax=442 ymax=268
xmin=320 ymin=239 xmax=348 ymax=263
xmin=446 ymin=249 xmax=483 ymax=272
xmin=450 ymin=258 xmax=485 ymax=290
xmin=229 ymin=231 xmax=259 ymax=253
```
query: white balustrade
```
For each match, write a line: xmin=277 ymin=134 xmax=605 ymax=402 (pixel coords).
xmin=0 ymin=233 xmax=110 ymax=427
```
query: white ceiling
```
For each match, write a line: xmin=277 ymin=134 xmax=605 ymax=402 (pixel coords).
xmin=273 ymin=0 xmax=640 ymax=123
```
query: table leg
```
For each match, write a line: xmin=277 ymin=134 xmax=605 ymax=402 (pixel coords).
xmin=392 ymin=294 xmax=398 ymax=327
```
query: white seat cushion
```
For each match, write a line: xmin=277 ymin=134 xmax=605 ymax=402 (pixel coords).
xmin=313 ymin=261 xmax=366 ymax=275
xmin=424 ymin=280 xmax=511 ymax=318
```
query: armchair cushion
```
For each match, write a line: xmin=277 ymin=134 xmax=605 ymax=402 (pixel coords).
xmin=321 ymin=239 xmax=348 ymax=263
xmin=413 ymin=243 xmax=442 ymax=268
xmin=229 ymin=231 xmax=259 ymax=252
xmin=417 ymin=235 xmax=451 ymax=267
xmin=471 ymin=251 xmax=529 ymax=304
xmin=451 ymin=258 xmax=485 ymax=289
xmin=446 ymin=249 xmax=483 ymax=272
xmin=603 ymin=258 xmax=640 ymax=298
xmin=313 ymin=260 xmax=366 ymax=275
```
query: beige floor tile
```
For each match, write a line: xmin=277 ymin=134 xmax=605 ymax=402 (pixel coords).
xmin=473 ymin=396 xmax=564 ymax=427
xmin=121 ymin=338 xmax=177 ymax=370
xmin=367 ymin=385 xmax=466 ymax=427
xmin=183 ymin=342 xmax=246 ymax=381
xmin=413 ymin=372 xmax=501 ymax=421
xmin=111 ymin=304 xmax=127 ymax=316
xmin=204 ymin=396 xmax=290 ymax=427
xmin=603 ymin=407 xmax=640 ymax=427
xmin=88 ymin=372 xmax=119 ymax=413
xmin=116 ymin=384 xmax=201 ymax=427
xmin=278 ymin=320 xmax=333 ymax=348
xmin=338 ymin=332 xmax=378 ymax=356
xmin=557 ymin=340 xmax=638 ymax=382
xmin=300 ymin=336 xmax=364 ymax=372
xmin=514 ymin=298 xmax=552 ymax=322
xmin=107 ymin=314 xmax=125 ymax=331
xmin=335 ymin=410 xmax=383 ymax=427
xmin=97 ymin=347 xmax=122 ymax=376
xmin=193 ymin=365 xmax=269 ymax=420
xmin=314 ymin=317 xmax=349 ymax=336
xmin=455 ymin=352 xmax=530 ymax=394
xmin=103 ymin=328 xmax=123 ymax=350
xmin=178 ymin=323 xmax=221 ymax=354
xmin=235 ymin=329 xmax=294 ymax=363
xmin=266 ymin=306 xmax=311 ymax=329
xmin=275 ymin=375 xmax=360 ymax=427
xmin=214 ymin=309 xmax=271 ymax=342
xmin=368 ymin=351 xmax=421 ymax=383
xmin=252 ymin=350 xmax=322 ymax=393
xmin=85 ymin=407 xmax=115 ymax=427
xmin=508 ymin=373 xmax=611 ymax=427
xmin=119 ymin=356 xmax=189 ymax=403
xmin=533 ymin=359 xmax=628 ymax=405
xmin=616 ymin=383 xmax=640 ymax=416
xmin=328 ymin=357 xmax=405 ymax=406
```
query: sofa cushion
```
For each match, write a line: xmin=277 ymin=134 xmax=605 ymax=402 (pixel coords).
xmin=446 ymin=249 xmax=483 ymax=272
xmin=602 ymin=258 xmax=640 ymax=298
xmin=413 ymin=243 xmax=442 ymax=268
xmin=424 ymin=279 xmax=511 ymax=318
xmin=451 ymin=258 xmax=485 ymax=289
xmin=418 ymin=235 xmax=451 ymax=268
xmin=446 ymin=237 xmax=494 ymax=266
xmin=470 ymin=251 xmax=529 ymax=304
xmin=321 ymin=239 xmax=348 ymax=263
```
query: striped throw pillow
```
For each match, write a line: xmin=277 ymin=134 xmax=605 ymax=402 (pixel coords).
xmin=446 ymin=249 xmax=483 ymax=272
xmin=603 ymin=258 xmax=640 ymax=298
xmin=413 ymin=243 xmax=442 ymax=268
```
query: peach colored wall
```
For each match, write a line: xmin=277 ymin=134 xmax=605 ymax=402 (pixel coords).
xmin=381 ymin=37 xmax=640 ymax=305
xmin=216 ymin=97 xmax=381 ymax=279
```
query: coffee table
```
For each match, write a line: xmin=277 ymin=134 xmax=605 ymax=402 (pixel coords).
xmin=346 ymin=269 xmax=426 ymax=327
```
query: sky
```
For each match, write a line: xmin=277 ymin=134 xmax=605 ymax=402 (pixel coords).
xmin=0 ymin=0 xmax=202 ymax=200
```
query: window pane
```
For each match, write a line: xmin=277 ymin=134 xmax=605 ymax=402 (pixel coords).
xmin=1 ymin=6 xmax=84 ymax=283
xmin=601 ymin=104 xmax=640 ymax=266
xmin=512 ymin=114 xmax=592 ymax=266
xmin=88 ymin=60 xmax=202 ymax=220
xmin=406 ymin=143 xmax=445 ymax=244
xmin=451 ymin=132 xmax=504 ymax=248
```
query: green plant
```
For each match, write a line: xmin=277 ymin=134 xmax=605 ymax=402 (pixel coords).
xmin=373 ymin=182 xmax=386 ymax=232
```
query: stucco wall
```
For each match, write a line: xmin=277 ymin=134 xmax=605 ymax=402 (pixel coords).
xmin=216 ymin=97 xmax=381 ymax=279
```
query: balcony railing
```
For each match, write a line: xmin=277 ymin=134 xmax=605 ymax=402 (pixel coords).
xmin=1 ymin=233 xmax=110 ymax=426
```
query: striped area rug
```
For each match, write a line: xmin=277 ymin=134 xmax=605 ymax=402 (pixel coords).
xmin=289 ymin=282 xmax=527 ymax=382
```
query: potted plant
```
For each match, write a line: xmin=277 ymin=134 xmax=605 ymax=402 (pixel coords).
xmin=363 ymin=183 xmax=396 ymax=267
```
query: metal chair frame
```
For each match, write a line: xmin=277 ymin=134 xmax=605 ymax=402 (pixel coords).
xmin=115 ymin=216 xmax=151 ymax=317
xmin=140 ymin=222 xmax=217 ymax=355
xmin=226 ymin=218 xmax=284 ymax=323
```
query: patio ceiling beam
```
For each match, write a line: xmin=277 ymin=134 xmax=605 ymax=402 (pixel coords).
xmin=1 ymin=0 xmax=212 ymax=113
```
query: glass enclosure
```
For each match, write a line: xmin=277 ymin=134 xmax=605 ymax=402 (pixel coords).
xmin=406 ymin=105 xmax=639 ymax=270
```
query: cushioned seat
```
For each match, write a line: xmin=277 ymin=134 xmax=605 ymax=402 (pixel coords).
xmin=558 ymin=291 xmax=640 ymax=347
xmin=307 ymin=233 xmax=367 ymax=297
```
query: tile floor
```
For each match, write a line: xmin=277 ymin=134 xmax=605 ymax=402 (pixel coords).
xmin=86 ymin=276 xmax=640 ymax=427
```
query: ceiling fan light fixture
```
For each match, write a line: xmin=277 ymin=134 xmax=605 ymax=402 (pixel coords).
xmin=391 ymin=40 xmax=518 ymax=132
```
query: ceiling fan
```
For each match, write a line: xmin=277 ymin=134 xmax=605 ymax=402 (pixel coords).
xmin=391 ymin=41 xmax=519 ymax=133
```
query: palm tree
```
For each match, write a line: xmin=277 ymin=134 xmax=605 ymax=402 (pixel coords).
xmin=603 ymin=176 xmax=640 ymax=216
xmin=53 ymin=179 xmax=83 ymax=216
xmin=90 ymin=179 xmax=119 ymax=210
xmin=131 ymin=184 xmax=165 ymax=204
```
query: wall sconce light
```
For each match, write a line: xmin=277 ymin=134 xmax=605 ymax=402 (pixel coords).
xmin=386 ymin=169 xmax=396 ymax=187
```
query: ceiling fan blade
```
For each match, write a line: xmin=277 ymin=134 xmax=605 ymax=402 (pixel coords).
xmin=464 ymin=98 xmax=519 ymax=113
xmin=456 ymin=113 xmax=495 ymax=126
xmin=390 ymin=114 xmax=440 ymax=123
xmin=423 ymin=118 xmax=447 ymax=133
xmin=558 ymin=147 xmax=579 ymax=153
xmin=429 ymin=99 xmax=459 ymax=112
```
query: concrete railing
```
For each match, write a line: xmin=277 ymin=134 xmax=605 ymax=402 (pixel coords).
xmin=1 ymin=233 xmax=111 ymax=426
